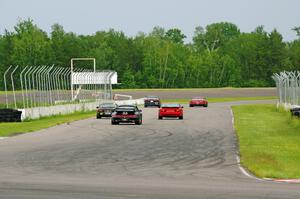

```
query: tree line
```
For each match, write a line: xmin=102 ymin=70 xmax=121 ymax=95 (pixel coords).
xmin=1 ymin=19 xmax=300 ymax=89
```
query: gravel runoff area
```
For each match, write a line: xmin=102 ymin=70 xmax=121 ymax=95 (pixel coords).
xmin=0 ymin=99 xmax=300 ymax=199
xmin=113 ymin=88 xmax=277 ymax=99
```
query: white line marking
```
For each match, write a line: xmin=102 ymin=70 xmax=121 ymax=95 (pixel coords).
xmin=0 ymin=137 xmax=8 ymax=140
xmin=236 ymin=155 xmax=263 ymax=181
xmin=272 ymin=179 xmax=300 ymax=183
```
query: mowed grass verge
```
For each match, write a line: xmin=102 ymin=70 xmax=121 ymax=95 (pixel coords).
xmin=162 ymin=96 xmax=276 ymax=104
xmin=232 ymin=104 xmax=300 ymax=179
xmin=0 ymin=111 xmax=95 ymax=137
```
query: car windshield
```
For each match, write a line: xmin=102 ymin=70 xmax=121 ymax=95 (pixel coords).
xmin=161 ymin=104 xmax=181 ymax=108
xmin=146 ymin=96 xmax=159 ymax=99
xmin=192 ymin=97 xmax=205 ymax=100
xmin=99 ymin=103 xmax=115 ymax=108
xmin=117 ymin=105 xmax=136 ymax=110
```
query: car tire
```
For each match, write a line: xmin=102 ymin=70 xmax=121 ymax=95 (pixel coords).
xmin=158 ymin=116 xmax=163 ymax=120
xmin=189 ymin=104 xmax=193 ymax=107
xmin=111 ymin=120 xmax=118 ymax=125
xmin=135 ymin=118 xmax=142 ymax=125
xmin=96 ymin=115 xmax=101 ymax=119
xmin=179 ymin=116 xmax=183 ymax=120
xmin=144 ymin=105 xmax=147 ymax=108
xmin=204 ymin=104 xmax=208 ymax=107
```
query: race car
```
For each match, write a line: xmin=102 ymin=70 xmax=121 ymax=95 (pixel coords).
xmin=158 ymin=103 xmax=183 ymax=120
xmin=144 ymin=95 xmax=161 ymax=107
xmin=96 ymin=102 xmax=118 ymax=118
xmin=189 ymin=96 xmax=208 ymax=107
xmin=111 ymin=105 xmax=142 ymax=125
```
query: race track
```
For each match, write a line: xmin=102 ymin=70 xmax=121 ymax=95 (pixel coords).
xmin=0 ymin=100 xmax=299 ymax=199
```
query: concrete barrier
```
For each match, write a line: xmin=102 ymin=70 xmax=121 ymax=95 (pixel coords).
xmin=20 ymin=98 xmax=145 ymax=120
xmin=115 ymin=98 xmax=145 ymax=106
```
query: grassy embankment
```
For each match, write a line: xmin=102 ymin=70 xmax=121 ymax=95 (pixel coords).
xmin=113 ymin=87 xmax=275 ymax=92
xmin=0 ymin=111 xmax=95 ymax=137
xmin=232 ymin=104 xmax=300 ymax=179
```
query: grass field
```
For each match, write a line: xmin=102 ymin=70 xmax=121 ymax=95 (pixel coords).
xmin=0 ymin=111 xmax=95 ymax=137
xmin=162 ymin=96 xmax=277 ymax=104
xmin=113 ymin=87 xmax=276 ymax=92
xmin=232 ymin=104 xmax=300 ymax=179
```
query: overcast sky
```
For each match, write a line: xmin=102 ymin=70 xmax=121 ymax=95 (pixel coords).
xmin=1 ymin=0 xmax=299 ymax=42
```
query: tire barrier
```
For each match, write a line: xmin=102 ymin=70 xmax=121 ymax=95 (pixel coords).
xmin=0 ymin=109 xmax=22 ymax=122
xmin=290 ymin=107 xmax=300 ymax=118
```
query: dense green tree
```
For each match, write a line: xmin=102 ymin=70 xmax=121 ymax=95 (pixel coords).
xmin=165 ymin=28 xmax=186 ymax=44
xmin=193 ymin=22 xmax=240 ymax=53
xmin=11 ymin=18 xmax=54 ymax=66
xmin=0 ymin=19 xmax=299 ymax=89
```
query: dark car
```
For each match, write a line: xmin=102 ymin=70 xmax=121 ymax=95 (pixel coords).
xmin=96 ymin=102 xmax=118 ymax=119
xmin=144 ymin=96 xmax=161 ymax=107
xmin=111 ymin=105 xmax=142 ymax=125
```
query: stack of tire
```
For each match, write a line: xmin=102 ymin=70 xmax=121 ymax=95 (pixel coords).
xmin=0 ymin=109 xmax=22 ymax=122
xmin=290 ymin=107 xmax=300 ymax=118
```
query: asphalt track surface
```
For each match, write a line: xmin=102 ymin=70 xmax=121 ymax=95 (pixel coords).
xmin=0 ymin=100 xmax=299 ymax=199
xmin=114 ymin=88 xmax=277 ymax=99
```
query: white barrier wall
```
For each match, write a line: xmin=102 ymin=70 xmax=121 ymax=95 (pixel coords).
xmin=115 ymin=98 xmax=145 ymax=106
xmin=20 ymin=98 xmax=145 ymax=120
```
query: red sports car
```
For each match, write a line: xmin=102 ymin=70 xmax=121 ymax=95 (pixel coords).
xmin=189 ymin=97 xmax=208 ymax=107
xmin=158 ymin=104 xmax=183 ymax=120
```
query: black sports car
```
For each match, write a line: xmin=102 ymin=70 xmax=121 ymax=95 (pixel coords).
xmin=144 ymin=96 xmax=161 ymax=107
xmin=111 ymin=105 xmax=142 ymax=125
xmin=96 ymin=102 xmax=118 ymax=119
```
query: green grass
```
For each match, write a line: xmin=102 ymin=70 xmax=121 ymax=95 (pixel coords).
xmin=114 ymin=87 xmax=276 ymax=92
xmin=162 ymin=96 xmax=277 ymax=104
xmin=0 ymin=111 xmax=95 ymax=137
xmin=232 ymin=104 xmax=300 ymax=179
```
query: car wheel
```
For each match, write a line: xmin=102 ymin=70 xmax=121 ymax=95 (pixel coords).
xmin=135 ymin=119 xmax=142 ymax=125
xmin=204 ymin=104 xmax=208 ymax=107
xmin=158 ymin=116 xmax=163 ymax=120
xmin=111 ymin=120 xmax=118 ymax=125
xmin=96 ymin=114 xmax=101 ymax=119
xmin=189 ymin=104 xmax=193 ymax=107
xmin=179 ymin=116 xmax=183 ymax=120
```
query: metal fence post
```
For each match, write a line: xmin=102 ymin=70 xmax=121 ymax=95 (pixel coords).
xmin=10 ymin=65 xmax=19 ymax=109
xmin=3 ymin=65 xmax=13 ymax=108
xmin=20 ymin=65 xmax=29 ymax=109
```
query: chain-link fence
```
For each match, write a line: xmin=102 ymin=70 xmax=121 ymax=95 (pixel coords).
xmin=272 ymin=71 xmax=300 ymax=108
xmin=2 ymin=65 xmax=117 ymax=119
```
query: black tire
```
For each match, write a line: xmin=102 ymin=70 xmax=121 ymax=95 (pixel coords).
xmin=96 ymin=114 xmax=101 ymax=119
xmin=179 ymin=116 xmax=183 ymax=120
xmin=111 ymin=120 xmax=118 ymax=125
xmin=158 ymin=116 xmax=163 ymax=120
xmin=144 ymin=105 xmax=147 ymax=108
xmin=204 ymin=104 xmax=208 ymax=107
xmin=189 ymin=104 xmax=193 ymax=107
xmin=135 ymin=118 xmax=142 ymax=125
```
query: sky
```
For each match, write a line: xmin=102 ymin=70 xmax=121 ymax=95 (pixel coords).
xmin=1 ymin=0 xmax=299 ymax=42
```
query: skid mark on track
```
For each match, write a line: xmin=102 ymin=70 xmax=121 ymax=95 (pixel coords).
xmin=14 ymin=128 xmax=227 ymax=177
